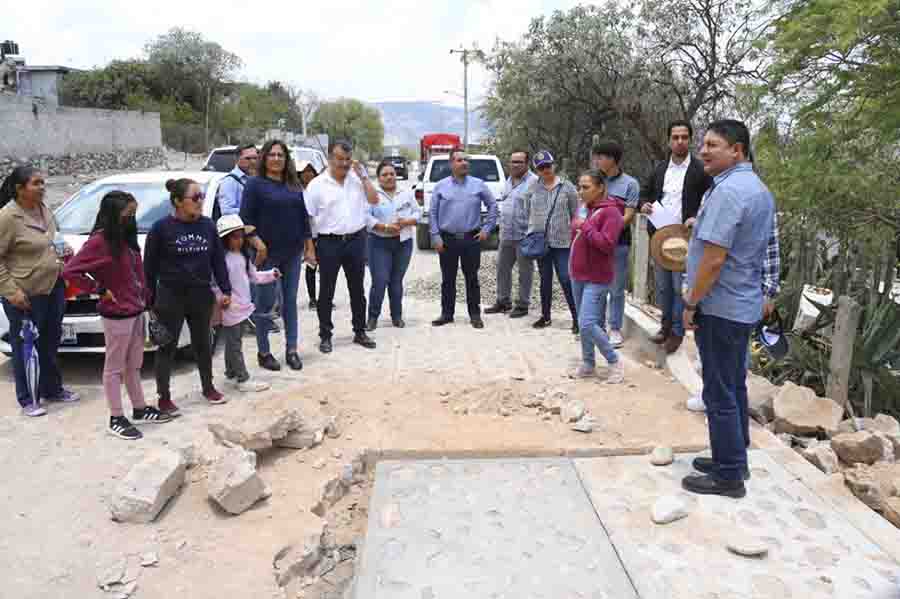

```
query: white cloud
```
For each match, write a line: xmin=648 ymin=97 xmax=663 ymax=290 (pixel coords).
xmin=5 ymin=0 xmax=590 ymax=104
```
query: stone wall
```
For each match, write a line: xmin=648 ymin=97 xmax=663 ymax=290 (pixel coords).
xmin=0 ymin=147 xmax=166 ymax=179
xmin=0 ymin=94 xmax=164 ymax=177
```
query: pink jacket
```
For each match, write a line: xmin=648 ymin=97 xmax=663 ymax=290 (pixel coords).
xmin=212 ymin=252 xmax=278 ymax=327
xmin=570 ymin=198 xmax=625 ymax=285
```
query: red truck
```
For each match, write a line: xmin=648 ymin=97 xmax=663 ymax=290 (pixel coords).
xmin=420 ymin=133 xmax=461 ymax=163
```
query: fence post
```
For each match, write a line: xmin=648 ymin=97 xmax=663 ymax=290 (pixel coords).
xmin=632 ymin=213 xmax=650 ymax=305
xmin=827 ymin=295 xmax=862 ymax=409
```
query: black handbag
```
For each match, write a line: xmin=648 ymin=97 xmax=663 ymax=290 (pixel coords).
xmin=520 ymin=186 xmax=562 ymax=259
xmin=148 ymin=311 xmax=174 ymax=347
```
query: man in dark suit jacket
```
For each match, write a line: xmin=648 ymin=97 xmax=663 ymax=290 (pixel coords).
xmin=639 ymin=120 xmax=713 ymax=353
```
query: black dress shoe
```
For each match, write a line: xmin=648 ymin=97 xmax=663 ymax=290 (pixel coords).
xmin=692 ymin=457 xmax=751 ymax=480
xmin=353 ymin=333 xmax=377 ymax=349
xmin=471 ymin=318 xmax=485 ymax=329
xmin=508 ymin=307 xmax=528 ymax=319
xmin=432 ymin=316 xmax=454 ymax=326
xmin=285 ymin=351 xmax=303 ymax=371
xmin=484 ymin=302 xmax=511 ymax=314
xmin=319 ymin=338 xmax=333 ymax=354
xmin=682 ymin=473 xmax=746 ymax=498
xmin=392 ymin=319 xmax=405 ymax=328
xmin=366 ymin=317 xmax=378 ymax=331
xmin=532 ymin=317 xmax=552 ymax=329
xmin=258 ymin=353 xmax=281 ymax=371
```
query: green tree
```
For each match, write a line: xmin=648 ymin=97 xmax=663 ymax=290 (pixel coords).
xmin=60 ymin=60 xmax=159 ymax=110
xmin=311 ymin=99 xmax=384 ymax=157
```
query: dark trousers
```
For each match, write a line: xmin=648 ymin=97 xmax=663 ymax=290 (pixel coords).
xmin=2 ymin=279 xmax=65 ymax=407
xmin=305 ymin=239 xmax=318 ymax=303
xmin=694 ymin=311 xmax=753 ymax=482
xmin=439 ymin=235 xmax=481 ymax=319
xmin=537 ymin=247 xmax=577 ymax=321
xmin=368 ymin=236 xmax=413 ymax=320
xmin=154 ymin=284 xmax=215 ymax=398
xmin=317 ymin=232 xmax=367 ymax=339
xmin=222 ymin=321 xmax=249 ymax=383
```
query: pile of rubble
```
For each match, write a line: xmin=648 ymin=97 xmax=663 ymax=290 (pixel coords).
xmin=747 ymin=377 xmax=900 ymax=528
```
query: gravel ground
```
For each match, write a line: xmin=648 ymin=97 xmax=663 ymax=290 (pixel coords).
xmin=405 ymin=250 xmax=573 ymax=314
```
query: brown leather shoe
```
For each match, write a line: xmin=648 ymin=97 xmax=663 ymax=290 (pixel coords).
xmin=664 ymin=335 xmax=684 ymax=354
xmin=650 ymin=325 xmax=671 ymax=345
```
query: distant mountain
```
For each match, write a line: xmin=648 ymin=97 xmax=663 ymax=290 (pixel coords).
xmin=374 ymin=101 xmax=490 ymax=148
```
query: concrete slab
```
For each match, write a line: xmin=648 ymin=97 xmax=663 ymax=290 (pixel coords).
xmin=575 ymin=451 xmax=900 ymax=598
xmin=355 ymin=458 xmax=638 ymax=599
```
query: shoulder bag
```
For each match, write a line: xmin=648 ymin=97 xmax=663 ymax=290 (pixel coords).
xmin=519 ymin=186 xmax=562 ymax=259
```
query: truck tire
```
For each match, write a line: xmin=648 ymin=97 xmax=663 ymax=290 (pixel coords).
xmin=416 ymin=223 xmax=432 ymax=250
xmin=481 ymin=229 xmax=500 ymax=251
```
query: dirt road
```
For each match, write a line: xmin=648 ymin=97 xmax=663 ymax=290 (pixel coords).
xmin=0 ymin=246 xmax=714 ymax=599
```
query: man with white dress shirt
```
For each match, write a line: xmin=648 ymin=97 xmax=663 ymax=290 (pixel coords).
xmin=639 ymin=120 xmax=713 ymax=354
xmin=304 ymin=140 xmax=380 ymax=354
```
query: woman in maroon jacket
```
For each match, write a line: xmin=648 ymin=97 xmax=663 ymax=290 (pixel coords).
xmin=64 ymin=191 xmax=172 ymax=440
xmin=569 ymin=170 xmax=626 ymax=383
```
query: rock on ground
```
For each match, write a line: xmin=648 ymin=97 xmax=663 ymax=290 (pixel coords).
xmin=842 ymin=463 xmax=900 ymax=527
xmin=773 ymin=381 xmax=843 ymax=437
xmin=650 ymin=446 xmax=674 ymax=466
xmin=273 ymin=524 xmax=328 ymax=587
xmin=208 ymin=403 xmax=305 ymax=451
xmin=207 ymin=447 xmax=271 ymax=515
xmin=110 ymin=449 xmax=186 ymax=523
xmin=726 ymin=531 xmax=769 ymax=557
xmin=561 ymin=399 xmax=586 ymax=423
xmin=571 ymin=416 xmax=595 ymax=433
xmin=837 ymin=414 xmax=900 ymax=436
xmin=801 ymin=443 xmax=841 ymax=474
xmin=831 ymin=431 xmax=888 ymax=466
xmin=275 ymin=422 xmax=326 ymax=450
xmin=651 ymin=495 xmax=690 ymax=525
xmin=746 ymin=374 xmax=778 ymax=424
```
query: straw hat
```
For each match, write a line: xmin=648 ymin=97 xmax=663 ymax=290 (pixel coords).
xmin=216 ymin=214 xmax=255 ymax=238
xmin=650 ymin=224 xmax=691 ymax=272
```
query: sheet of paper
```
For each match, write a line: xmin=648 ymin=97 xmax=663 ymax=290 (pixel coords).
xmin=648 ymin=201 xmax=680 ymax=229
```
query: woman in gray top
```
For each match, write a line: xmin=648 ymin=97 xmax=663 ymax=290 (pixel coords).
xmin=520 ymin=151 xmax=579 ymax=333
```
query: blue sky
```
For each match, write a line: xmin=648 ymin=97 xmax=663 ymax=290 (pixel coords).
xmin=7 ymin=0 xmax=589 ymax=105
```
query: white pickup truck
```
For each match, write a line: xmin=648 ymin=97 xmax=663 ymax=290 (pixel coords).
xmin=413 ymin=153 xmax=505 ymax=250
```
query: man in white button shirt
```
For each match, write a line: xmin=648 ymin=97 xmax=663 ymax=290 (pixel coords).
xmin=639 ymin=120 xmax=713 ymax=354
xmin=304 ymin=140 xmax=380 ymax=354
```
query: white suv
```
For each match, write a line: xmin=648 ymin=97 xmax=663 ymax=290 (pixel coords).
xmin=414 ymin=154 xmax=505 ymax=250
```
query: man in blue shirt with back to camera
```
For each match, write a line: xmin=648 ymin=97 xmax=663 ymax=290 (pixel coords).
xmin=681 ymin=119 xmax=776 ymax=499
xmin=430 ymin=149 xmax=498 ymax=329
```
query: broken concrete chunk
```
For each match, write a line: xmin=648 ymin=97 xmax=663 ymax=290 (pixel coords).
xmin=800 ymin=443 xmax=840 ymax=474
xmin=832 ymin=431 xmax=887 ymax=465
xmin=571 ymin=416 xmax=595 ymax=433
xmin=207 ymin=447 xmax=271 ymax=515
xmin=561 ymin=399 xmax=586 ymax=424
xmin=274 ymin=525 xmax=328 ymax=587
xmin=650 ymin=446 xmax=674 ymax=466
xmin=139 ymin=552 xmax=159 ymax=567
xmin=96 ymin=557 xmax=127 ymax=588
xmin=275 ymin=426 xmax=325 ymax=450
xmin=651 ymin=495 xmax=690 ymax=525
xmin=110 ymin=449 xmax=186 ymax=523
xmin=208 ymin=405 xmax=305 ymax=451
xmin=773 ymin=382 xmax=843 ymax=437
xmin=746 ymin=374 xmax=778 ymax=424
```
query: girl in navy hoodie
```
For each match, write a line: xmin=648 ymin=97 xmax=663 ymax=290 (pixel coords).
xmin=64 ymin=191 xmax=172 ymax=439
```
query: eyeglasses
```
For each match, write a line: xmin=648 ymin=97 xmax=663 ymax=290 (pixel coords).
xmin=185 ymin=193 xmax=204 ymax=203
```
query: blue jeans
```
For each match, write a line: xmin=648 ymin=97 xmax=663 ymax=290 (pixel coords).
xmin=694 ymin=311 xmax=753 ymax=482
xmin=655 ymin=262 xmax=685 ymax=336
xmin=254 ymin=253 xmax=302 ymax=355
xmin=602 ymin=244 xmax=630 ymax=331
xmin=1 ymin=279 xmax=65 ymax=407
xmin=368 ymin=236 xmax=413 ymax=320
xmin=538 ymin=247 xmax=577 ymax=321
xmin=572 ymin=280 xmax=619 ymax=368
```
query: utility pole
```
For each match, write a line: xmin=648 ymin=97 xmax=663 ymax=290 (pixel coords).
xmin=450 ymin=47 xmax=478 ymax=151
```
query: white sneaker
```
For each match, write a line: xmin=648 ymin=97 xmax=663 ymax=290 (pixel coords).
xmin=609 ymin=330 xmax=624 ymax=348
xmin=686 ymin=393 xmax=706 ymax=412
xmin=571 ymin=364 xmax=597 ymax=379
xmin=236 ymin=380 xmax=270 ymax=393
xmin=606 ymin=360 xmax=625 ymax=384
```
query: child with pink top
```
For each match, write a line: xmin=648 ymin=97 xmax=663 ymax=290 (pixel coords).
xmin=213 ymin=215 xmax=280 ymax=393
